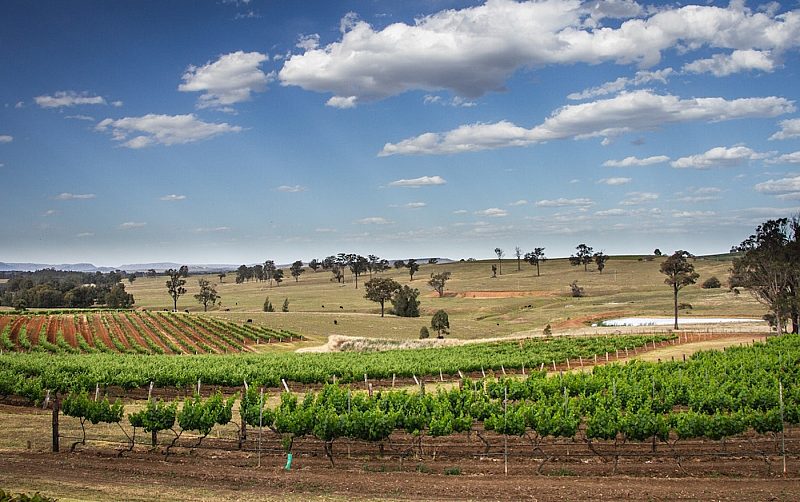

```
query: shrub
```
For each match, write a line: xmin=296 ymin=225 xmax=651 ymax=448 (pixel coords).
xmin=570 ymin=281 xmax=584 ymax=298
xmin=419 ymin=326 xmax=430 ymax=339
xmin=701 ymin=276 xmax=722 ymax=289
xmin=390 ymin=286 xmax=420 ymax=317
xmin=263 ymin=297 xmax=274 ymax=312
xmin=543 ymin=324 xmax=552 ymax=336
xmin=282 ymin=298 xmax=289 ymax=312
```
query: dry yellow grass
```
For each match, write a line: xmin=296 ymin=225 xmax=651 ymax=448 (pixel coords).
xmin=124 ymin=256 xmax=767 ymax=349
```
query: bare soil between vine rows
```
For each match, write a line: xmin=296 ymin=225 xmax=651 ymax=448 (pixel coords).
xmin=1 ymin=435 xmax=798 ymax=501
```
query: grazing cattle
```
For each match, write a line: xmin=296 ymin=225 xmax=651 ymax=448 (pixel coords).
xmin=247 ymin=319 xmax=252 ymax=323
xmin=333 ymin=320 xmax=338 ymax=325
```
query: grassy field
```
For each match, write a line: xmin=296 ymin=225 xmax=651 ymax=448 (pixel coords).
xmin=124 ymin=255 xmax=766 ymax=348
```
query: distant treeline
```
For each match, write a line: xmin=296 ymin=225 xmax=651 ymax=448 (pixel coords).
xmin=0 ymin=269 xmax=134 ymax=309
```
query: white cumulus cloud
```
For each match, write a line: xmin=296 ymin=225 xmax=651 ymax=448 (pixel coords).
xmin=671 ymin=145 xmax=770 ymax=169
xmin=356 ymin=217 xmax=391 ymax=225
xmin=179 ymin=51 xmax=271 ymax=109
xmin=34 ymin=91 xmax=107 ymax=108
xmin=770 ymin=118 xmax=800 ymax=140
xmin=160 ymin=194 xmax=186 ymax=201
xmin=602 ymin=155 xmax=670 ymax=167
xmin=95 ymin=114 xmax=242 ymax=148
xmin=766 ymin=151 xmax=800 ymax=164
xmin=54 ymin=192 xmax=95 ymax=200
xmin=475 ymin=207 xmax=508 ymax=217
xmin=535 ymin=198 xmax=594 ymax=207
xmin=326 ymin=96 xmax=358 ymax=109
xmin=620 ymin=192 xmax=659 ymax=205
xmin=755 ymin=175 xmax=800 ymax=199
xmin=683 ymin=49 xmax=777 ymax=76
xmin=598 ymin=177 xmax=632 ymax=185
xmin=119 ymin=221 xmax=146 ymax=229
xmin=380 ymin=91 xmax=794 ymax=156
xmin=388 ymin=175 xmax=446 ymax=187
xmin=280 ymin=1 xmax=800 ymax=105
xmin=0 ymin=135 xmax=12 ymax=143
xmin=276 ymin=185 xmax=307 ymax=193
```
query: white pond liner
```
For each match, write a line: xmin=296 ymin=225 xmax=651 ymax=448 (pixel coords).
xmin=596 ymin=317 xmax=763 ymax=327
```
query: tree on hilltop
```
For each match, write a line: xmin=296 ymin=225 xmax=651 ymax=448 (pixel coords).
xmin=660 ymin=251 xmax=699 ymax=330
xmin=406 ymin=259 xmax=420 ymax=281
xmin=165 ymin=266 xmax=189 ymax=311
xmin=194 ymin=278 xmax=219 ymax=312
xmin=494 ymin=248 xmax=504 ymax=275
xmin=570 ymin=244 xmax=594 ymax=271
xmin=428 ymin=271 xmax=451 ymax=297
xmin=524 ymin=248 xmax=546 ymax=276
xmin=290 ymin=261 xmax=305 ymax=282
xmin=364 ymin=277 xmax=401 ymax=317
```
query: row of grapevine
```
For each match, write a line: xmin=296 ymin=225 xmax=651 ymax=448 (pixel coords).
xmin=0 ymin=313 xmax=301 ymax=355
xmin=0 ymin=333 xmax=674 ymax=392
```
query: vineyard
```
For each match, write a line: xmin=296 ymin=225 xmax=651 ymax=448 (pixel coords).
xmin=1 ymin=332 xmax=799 ymax=500
xmin=0 ymin=312 xmax=301 ymax=355
xmin=0 ymin=333 xmax=675 ymax=394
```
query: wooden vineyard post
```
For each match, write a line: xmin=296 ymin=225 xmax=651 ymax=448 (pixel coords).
xmin=503 ymin=385 xmax=508 ymax=476
xmin=780 ymin=381 xmax=786 ymax=476
xmin=51 ymin=391 xmax=60 ymax=453
xmin=257 ymin=387 xmax=264 ymax=468
xmin=241 ymin=380 xmax=249 ymax=448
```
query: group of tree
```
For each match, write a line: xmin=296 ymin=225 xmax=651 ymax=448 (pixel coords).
xmin=0 ymin=269 xmax=134 ymax=309
xmin=730 ymin=216 xmax=800 ymax=335
xmin=569 ymin=244 xmax=608 ymax=273
xmin=363 ymin=278 xmax=420 ymax=317
xmin=233 ymin=262 xmax=285 ymax=286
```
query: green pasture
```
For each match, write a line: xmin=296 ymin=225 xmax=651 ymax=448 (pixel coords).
xmin=124 ymin=256 xmax=765 ymax=347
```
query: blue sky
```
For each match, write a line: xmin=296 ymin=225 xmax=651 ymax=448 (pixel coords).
xmin=2 ymin=0 xmax=800 ymax=266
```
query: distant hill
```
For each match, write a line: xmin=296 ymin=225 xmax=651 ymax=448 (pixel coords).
xmin=0 ymin=262 xmax=240 ymax=273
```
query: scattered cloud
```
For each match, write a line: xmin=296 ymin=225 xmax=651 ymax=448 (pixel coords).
xmin=671 ymin=145 xmax=771 ymax=169
xmin=76 ymin=232 xmax=94 ymax=238
xmin=43 ymin=209 xmax=57 ymax=216
xmin=14 ymin=101 xmax=24 ymax=109
xmin=65 ymin=114 xmax=95 ymax=121
xmin=683 ymin=50 xmax=776 ymax=77
xmin=276 ymin=185 xmax=307 ymax=193
xmin=675 ymin=187 xmax=723 ymax=203
xmin=509 ymin=199 xmax=528 ymax=206
xmin=0 ymin=135 xmax=13 ymax=143
xmin=766 ymin=151 xmax=800 ymax=164
xmin=620 ymin=191 xmax=658 ymax=205
xmin=672 ymin=210 xmax=716 ymax=218
xmin=160 ymin=194 xmax=186 ymax=201
xmin=770 ymin=119 xmax=800 ymax=140
xmin=280 ymin=2 xmax=800 ymax=105
xmin=54 ymin=192 xmax=95 ymax=200
xmin=535 ymin=198 xmax=594 ymax=208
xmin=356 ymin=217 xmax=391 ymax=225
xmin=34 ymin=91 xmax=108 ymax=108
xmin=296 ymin=34 xmax=320 ymax=51
xmin=424 ymin=94 xmax=477 ymax=107
xmin=234 ymin=10 xmax=260 ymax=20
xmin=452 ymin=209 xmax=468 ymax=214
xmin=595 ymin=208 xmax=626 ymax=217
xmin=380 ymin=91 xmax=794 ymax=156
xmin=475 ymin=207 xmax=508 ymax=217
xmin=95 ymin=114 xmax=242 ymax=148
xmin=404 ymin=202 xmax=426 ymax=208
xmin=602 ymin=155 xmax=670 ymax=167
xmin=598 ymin=177 xmax=632 ymax=185
xmin=326 ymin=96 xmax=358 ymax=109
xmin=568 ymin=68 xmax=673 ymax=101
xmin=119 ymin=221 xmax=146 ymax=229
xmin=755 ymin=175 xmax=800 ymax=200
xmin=387 ymin=175 xmax=446 ymax=188
xmin=179 ymin=51 xmax=271 ymax=110
xmin=194 ymin=226 xmax=230 ymax=233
